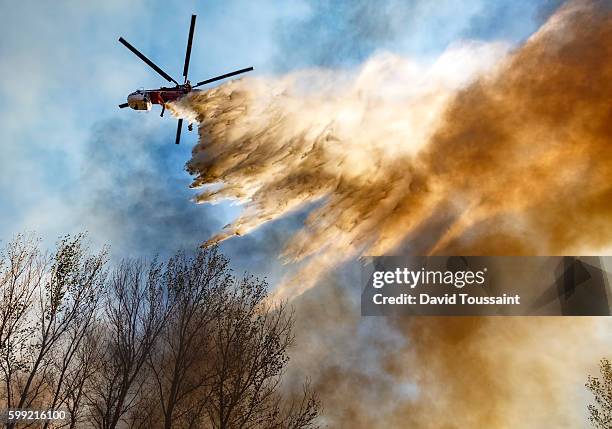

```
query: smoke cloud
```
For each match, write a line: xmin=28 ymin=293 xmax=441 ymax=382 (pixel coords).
xmin=173 ymin=1 xmax=611 ymax=427
xmin=178 ymin=41 xmax=509 ymax=299
xmin=178 ymin=0 xmax=611 ymax=301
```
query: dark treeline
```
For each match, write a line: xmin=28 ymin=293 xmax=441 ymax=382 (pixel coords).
xmin=0 ymin=234 xmax=320 ymax=429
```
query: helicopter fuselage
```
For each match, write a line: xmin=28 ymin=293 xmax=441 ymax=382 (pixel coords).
xmin=126 ymin=85 xmax=194 ymax=111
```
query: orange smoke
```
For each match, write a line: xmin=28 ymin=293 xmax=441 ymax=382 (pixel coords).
xmin=175 ymin=1 xmax=612 ymax=427
xmin=179 ymin=0 xmax=610 ymax=301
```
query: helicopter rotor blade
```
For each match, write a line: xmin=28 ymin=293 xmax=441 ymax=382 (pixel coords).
xmin=192 ymin=67 xmax=253 ymax=88
xmin=119 ymin=37 xmax=179 ymax=85
xmin=183 ymin=15 xmax=196 ymax=83
xmin=175 ymin=119 xmax=183 ymax=145
xmin=118 ymin=102 xmax=129 ymax=109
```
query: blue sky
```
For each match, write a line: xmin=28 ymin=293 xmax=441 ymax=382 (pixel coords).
xmin=0 ymin=0 xmax=562 ymax=278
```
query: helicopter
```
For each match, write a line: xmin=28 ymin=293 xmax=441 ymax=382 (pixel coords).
xmin=118 ymin=14 xmax=253 ymax=144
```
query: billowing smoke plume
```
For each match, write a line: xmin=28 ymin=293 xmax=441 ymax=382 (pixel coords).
xmin=287 ymin=297 xmax=609 ymax=428
xmin=172 ymin=1 xmax=611 ymax=427
xmin=178 ymin=0 xmax=611 ymax=301
xmin=178 ymin=43 xmax=507 ymax=298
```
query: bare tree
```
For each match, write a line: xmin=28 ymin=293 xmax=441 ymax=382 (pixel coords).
xmin=586 ymin=358 xmax=612 ymax=429
xmin=203 ymin=276 xmax=320 ymax=429
xmin=0 ymin=234 xmax=107 ymax=429
xmin=62 ymin=325 xmax=106 ymax=429
xmin=0 ymin=234 xmax=44 ymax=411
xmin=147 ymin=249 xmax=229 ymax=429
xmin=41 ymin=241 xmax=108 ymax=429
xmin=85 ymin=259 xmax=170 ymax=429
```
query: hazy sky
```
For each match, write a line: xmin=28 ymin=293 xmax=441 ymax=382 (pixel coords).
xmin=0 ymin=0 xmax=562 ymax=276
